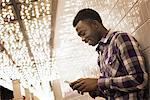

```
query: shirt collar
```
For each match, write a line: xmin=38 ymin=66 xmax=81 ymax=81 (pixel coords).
xmin=96 ymin=30 xmax=117 ymax=52
xmin=99 ymin=29 xmax=114 ymax=44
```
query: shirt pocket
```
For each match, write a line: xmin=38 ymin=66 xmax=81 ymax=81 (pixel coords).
xmin=105 ymin=53 xmax=120 ymax=77
xmin=105 ymin=54 xmax=116 ymax=65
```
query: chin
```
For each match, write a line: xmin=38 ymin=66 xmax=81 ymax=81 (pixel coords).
xmin=88 ymin=41 xmax=97 ymax=46
xmin=89 ymin=43 xmax=96 ymax=46
xmin=92 ymin=44 xmax=96 ymax=46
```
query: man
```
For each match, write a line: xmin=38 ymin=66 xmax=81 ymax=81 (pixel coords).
xmin=69 ymin=8 xmax=148 ymax=99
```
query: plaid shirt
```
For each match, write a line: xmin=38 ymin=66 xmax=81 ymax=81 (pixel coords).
xmin=92 ymin=30 xmax=148 ymax=100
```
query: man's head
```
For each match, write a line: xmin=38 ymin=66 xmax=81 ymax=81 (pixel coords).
xmin=73 ymin=8 xmax=106 ymax=46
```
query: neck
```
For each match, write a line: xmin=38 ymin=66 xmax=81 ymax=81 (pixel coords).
xmin=102 ymin=28 xmax=109 ymax=37
xmin=98 ymin=25 xmax=109 ymax=38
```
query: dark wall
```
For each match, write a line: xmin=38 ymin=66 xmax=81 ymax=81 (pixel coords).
xmin=0 ymin=86 xmax=13 ymax=100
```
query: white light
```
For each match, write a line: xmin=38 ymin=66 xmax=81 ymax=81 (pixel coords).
xmin=0 ymin=0 xmax=52 ymax=99
xmin=2 ymin=3 xmax=6 ymax=7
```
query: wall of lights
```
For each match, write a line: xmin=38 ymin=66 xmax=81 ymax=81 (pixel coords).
xmin=0 ymin=0 xmax=54 ymax=99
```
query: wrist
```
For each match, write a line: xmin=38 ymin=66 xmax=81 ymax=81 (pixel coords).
xmin=98 ymin=77 xmax=112 ymax=89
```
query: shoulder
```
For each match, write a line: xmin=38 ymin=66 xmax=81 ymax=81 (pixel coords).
xmin=113 ymin=32 xmax=140 ymax=50
xmin=114 ymin=32 xmax=137 ymax=43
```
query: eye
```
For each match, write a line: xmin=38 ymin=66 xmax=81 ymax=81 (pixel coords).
xmin=78 ymin=31 xmax=85 ymax=37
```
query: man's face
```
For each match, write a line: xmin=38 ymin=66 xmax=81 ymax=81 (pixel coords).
xmin=75 ymin=20 xmax=100 ymax=46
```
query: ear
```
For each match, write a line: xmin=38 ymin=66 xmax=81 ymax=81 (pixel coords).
xmin=91 ymin=20 xmax=99 ymax=28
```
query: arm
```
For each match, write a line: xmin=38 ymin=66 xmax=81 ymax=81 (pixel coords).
xmin=98 ymin=33 xmax=148 ymax=92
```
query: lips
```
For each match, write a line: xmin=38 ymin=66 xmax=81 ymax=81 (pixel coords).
xmin=82 ymin=38 xmax=92 ymax=45
xmin=84 ymin=39 xmax=89 ymax=43
xmin=85 ymin=40 xmax=88 ymax=43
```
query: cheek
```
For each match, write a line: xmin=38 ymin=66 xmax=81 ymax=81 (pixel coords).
xmin=91 ymin=33 xmax=99 ymax=42
xmin=91 ymin=32 xmax=97 ymax=38
xmin=85 ymin=29 xmax=96 ymax=39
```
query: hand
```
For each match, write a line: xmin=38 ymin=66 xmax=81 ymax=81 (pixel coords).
xmin=89 ymin=91 xmax=96 ymax=98
xmin=89 ymin=90 xmax=106 ymax=98
xmin=69 ymin=78 xmax=98 ymax=94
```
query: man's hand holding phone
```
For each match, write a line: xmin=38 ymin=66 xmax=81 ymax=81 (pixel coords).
xmin=68 ymin=78 xmax=98 ymax=95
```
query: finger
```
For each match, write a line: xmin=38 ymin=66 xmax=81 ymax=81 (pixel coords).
xmin=72 ymin=83 xmax=81 ymax=90
xmin=69 ymin=82 xmax=74 ymax=88
xmin=77 ymin=78 xmax=84 ymax=82
xmin=80 ymin=87 xmax=87 ymax=95
xmin=77 ymin=84 xmax=86 ymax=91
xmin=70 ymin=78 xmax=83 ymax=87
xmin=77 ymin=90 xmax=80 ymax=94
xmin=72 ymin=80 xmax=84 ymax=90
xmin=70 ymin=80 xmax=79 ymax=88
xmin=73 ymin=78 xmax=84 ymax=84
xmin=81 ymin=91 xmax=84 ymax=95
xmin=89 ymin=92 xmax=96 ymax=98
xmin=81 ymin=88 xmax=88 ymax=93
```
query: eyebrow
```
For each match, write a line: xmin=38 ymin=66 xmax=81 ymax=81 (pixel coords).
xmin=76 ymin=26 xmax=81 ymax=32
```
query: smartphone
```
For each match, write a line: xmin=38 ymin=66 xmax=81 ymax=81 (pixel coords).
xmin=64 ymin=80 xmax=71 ymax=84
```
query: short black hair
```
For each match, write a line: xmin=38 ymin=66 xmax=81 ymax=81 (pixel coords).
xmin=73 ymin=8 xmax=102 ymax=27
